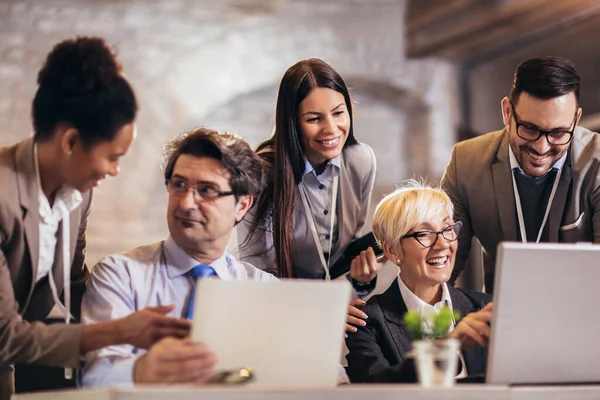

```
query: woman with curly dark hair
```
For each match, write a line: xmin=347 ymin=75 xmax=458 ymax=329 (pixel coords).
xmin=0 ymin=37 xmax=190 ymax=396
xmin=238 ymin=58 xmax=381 ymax=293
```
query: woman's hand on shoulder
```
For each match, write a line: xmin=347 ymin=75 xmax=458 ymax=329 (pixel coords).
xmin=345 ymin=299 xmax=367 ymax=338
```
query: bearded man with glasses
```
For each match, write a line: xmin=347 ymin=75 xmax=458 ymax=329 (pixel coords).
xmin=442 ymin=56 xmax=600 ymax=294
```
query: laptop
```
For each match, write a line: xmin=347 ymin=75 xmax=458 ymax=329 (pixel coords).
xmin=191 ymin=279 xmax=352 ymax=387
xmin=486 ymin=242 xmax=600 ymax=384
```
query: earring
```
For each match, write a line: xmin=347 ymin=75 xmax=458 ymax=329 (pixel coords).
xmin=397 ymin=259 xmax=401 ymax=265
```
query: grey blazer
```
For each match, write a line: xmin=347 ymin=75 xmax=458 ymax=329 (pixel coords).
xmin=0 ymin=137 xmax=92 ymax=368
xmin=237 ymin=143 xmax=377 ymax=279
xmin=441 ymin=127 xmax=600 ymax=292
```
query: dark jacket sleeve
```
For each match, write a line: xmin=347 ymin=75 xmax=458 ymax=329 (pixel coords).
xmin=345 ymin=302 xmax=416 ymax=383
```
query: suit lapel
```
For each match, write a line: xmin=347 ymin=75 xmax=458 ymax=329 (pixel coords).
xmin=336 ymin=152 xmax=351 ymax=250
xmin=52 ymin=221 xmax=65 ymax=294
xmin=548 ymin=151 xmax=573 ymax=242
xmin=492 ymin=131 xmax=518 ymax=242
xmin=15 ymin=137 xmax=40 ymax=286
xmin=448 ymin=286 xmax=488 ymax=375
xmin=379 ymin=282 xmax=413 ymax=363
xmin=448 ymin=285 xmax=476 ymax=317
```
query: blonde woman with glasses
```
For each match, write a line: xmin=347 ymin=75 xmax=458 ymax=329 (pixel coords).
xmin=345 ymin=182 xmax=493 ymax=383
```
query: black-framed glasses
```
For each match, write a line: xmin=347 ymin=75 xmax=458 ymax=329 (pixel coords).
xmin=510 ymin=102 xmax=577 ymax=146
xmin=401 ymin=221 xmax=463 ymax=249
xmin=166 ymin=179 xmax=235 ymax=201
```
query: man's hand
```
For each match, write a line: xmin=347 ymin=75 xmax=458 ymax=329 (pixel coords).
xmin=118 ymin=305 xmax=191 ymax=349
xmin=350 ymin=247 xmax=386 ymax=283
xmin=345 ymin=299 xmax=367 ymax=338
xmin=448 ymin=303 xmax=493 ymax=350
xmin=133 ymin=337 xmax=217 ymax=384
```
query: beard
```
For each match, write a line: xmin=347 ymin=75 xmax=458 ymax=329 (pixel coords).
xmin=510 ymin=140 xmax=567 ymax=177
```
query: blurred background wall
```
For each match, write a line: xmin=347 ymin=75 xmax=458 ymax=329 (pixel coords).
xmin=2 ymin=0 xmax=600 ymax=269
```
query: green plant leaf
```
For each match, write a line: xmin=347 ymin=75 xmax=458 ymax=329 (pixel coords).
xmin=404 ymin=306 xmax=462 ymax=340
xmin=402 ymin=311 xmax=423 ymax=340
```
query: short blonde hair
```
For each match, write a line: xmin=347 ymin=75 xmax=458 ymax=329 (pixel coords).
xmin=373 ymin=180 xmax=454 ymax=248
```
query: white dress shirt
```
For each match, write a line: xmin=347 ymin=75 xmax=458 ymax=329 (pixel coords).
xmin=81 ymin=237 xmax=277 ymax=388
xmin=397 ymin=275 xmax=454 ymax=326
xmin=34 ymin=145 xmax=82 ymax=322
xmin=397 ymin=276 xmax=467 ymax=378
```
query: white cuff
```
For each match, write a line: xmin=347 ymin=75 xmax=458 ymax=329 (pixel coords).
xmin=82 ymin=356 xmax=139 ymax=388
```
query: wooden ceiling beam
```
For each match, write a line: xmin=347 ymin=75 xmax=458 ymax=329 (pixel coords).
xmin=406 ymin=0 xmax=600 ymax=59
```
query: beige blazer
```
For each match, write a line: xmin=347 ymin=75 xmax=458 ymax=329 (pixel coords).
xmin=237 ymin=143 xmax=377 ymax=279
xmin=0 ymin=137 xmax=92 ymax=368
xmin=442 ymin=127 xmax=600 ymax=292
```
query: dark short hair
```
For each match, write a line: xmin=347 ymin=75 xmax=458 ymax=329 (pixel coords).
xmin=32 ymin=36 xmax=138 ymax=147
xmin=162 ymin=127 xmax=264 ymax=198
xmin=510 ymin=56 xmax=580 ymax=104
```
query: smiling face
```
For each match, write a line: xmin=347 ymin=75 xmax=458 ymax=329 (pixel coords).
xmin=502 ymin=92 xmax=581 ymax=177
xmin=396 ymin=213 xmax=457 ymax=291
xmin=63 ymin=122 xmax=136 ymax=192
xmin=166 ymin=154 xmax=253 ymax=258
xmin=297 ymin=87 xmax=350 ymax=169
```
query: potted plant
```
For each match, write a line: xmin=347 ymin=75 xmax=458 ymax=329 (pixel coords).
xmin=403 ymin=307 xmax=461 ymax=387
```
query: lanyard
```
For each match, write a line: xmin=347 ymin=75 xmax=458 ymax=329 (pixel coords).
xmin=298 ymin=175 xmax=338 ymax=281
xmin=511 ymin=167 xmax=562 ymax=243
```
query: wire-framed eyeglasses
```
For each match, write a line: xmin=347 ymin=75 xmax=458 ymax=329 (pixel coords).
xmin=166 ymin=179 xmax=235 ymax=201
xmin=401 ymin=221 xmax=463 ymax=249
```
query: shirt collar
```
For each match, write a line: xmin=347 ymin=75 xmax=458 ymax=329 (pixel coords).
xmin=163 ymin=236 xmax=231 ymax=280
xmin=508 ymin=145 xmax=567 ymax=177
xmin=302 ymin=156 xmax=341 ymax=178
xmin=397 ymin=274 xmax=453 ymax=314
xmin=34 ymin=144 xmax=82 ymax=219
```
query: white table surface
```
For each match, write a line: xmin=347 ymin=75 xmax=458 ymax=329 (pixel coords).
xmin=14 ymin=384 xmax=600 ymax=400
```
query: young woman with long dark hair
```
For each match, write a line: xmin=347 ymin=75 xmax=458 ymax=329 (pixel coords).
xmin=238 ymin=58 xmax=381 ymax=291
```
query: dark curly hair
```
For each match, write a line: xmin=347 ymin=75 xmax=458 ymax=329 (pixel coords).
xmin=163 ymin=127 xmax=264 ymax=201
xmin=32 ymin=36 xmax=138 ymax=146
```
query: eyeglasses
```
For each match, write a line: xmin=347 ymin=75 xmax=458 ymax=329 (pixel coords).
xmin=510 ymin=102 xmax=577 ymax=146
xmin=166 ymin=179 xmax=235 ymax=201
xmin=401 ymin=221 xmax=462 ymax=249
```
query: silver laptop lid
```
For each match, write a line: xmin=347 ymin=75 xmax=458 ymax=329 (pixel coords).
xmin=487 ymin=242 xmax=600 ymax=384
xmin=191 ymin=279 xmax=351 ymax=387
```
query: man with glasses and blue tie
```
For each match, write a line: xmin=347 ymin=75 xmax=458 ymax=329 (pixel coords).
xmin=80 ymin=127 xmax=278 ymax=387
xmin=442 ymin=56 xmax=600 ymax=293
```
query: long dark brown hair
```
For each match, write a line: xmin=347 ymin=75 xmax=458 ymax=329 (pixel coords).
xmin=245 ymin=58 xmax=358 ymax=278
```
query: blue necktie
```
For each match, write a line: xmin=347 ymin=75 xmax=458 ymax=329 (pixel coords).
xmin=186 ymin=264 xmax=216 ymax=319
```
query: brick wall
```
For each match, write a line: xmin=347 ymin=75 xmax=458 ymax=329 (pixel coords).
xmin=0 ymin=0 xmax=459 ymax=265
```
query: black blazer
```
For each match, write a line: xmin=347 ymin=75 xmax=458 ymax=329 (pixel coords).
xmin=345 ymin=280 xmax=492 ymax=383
